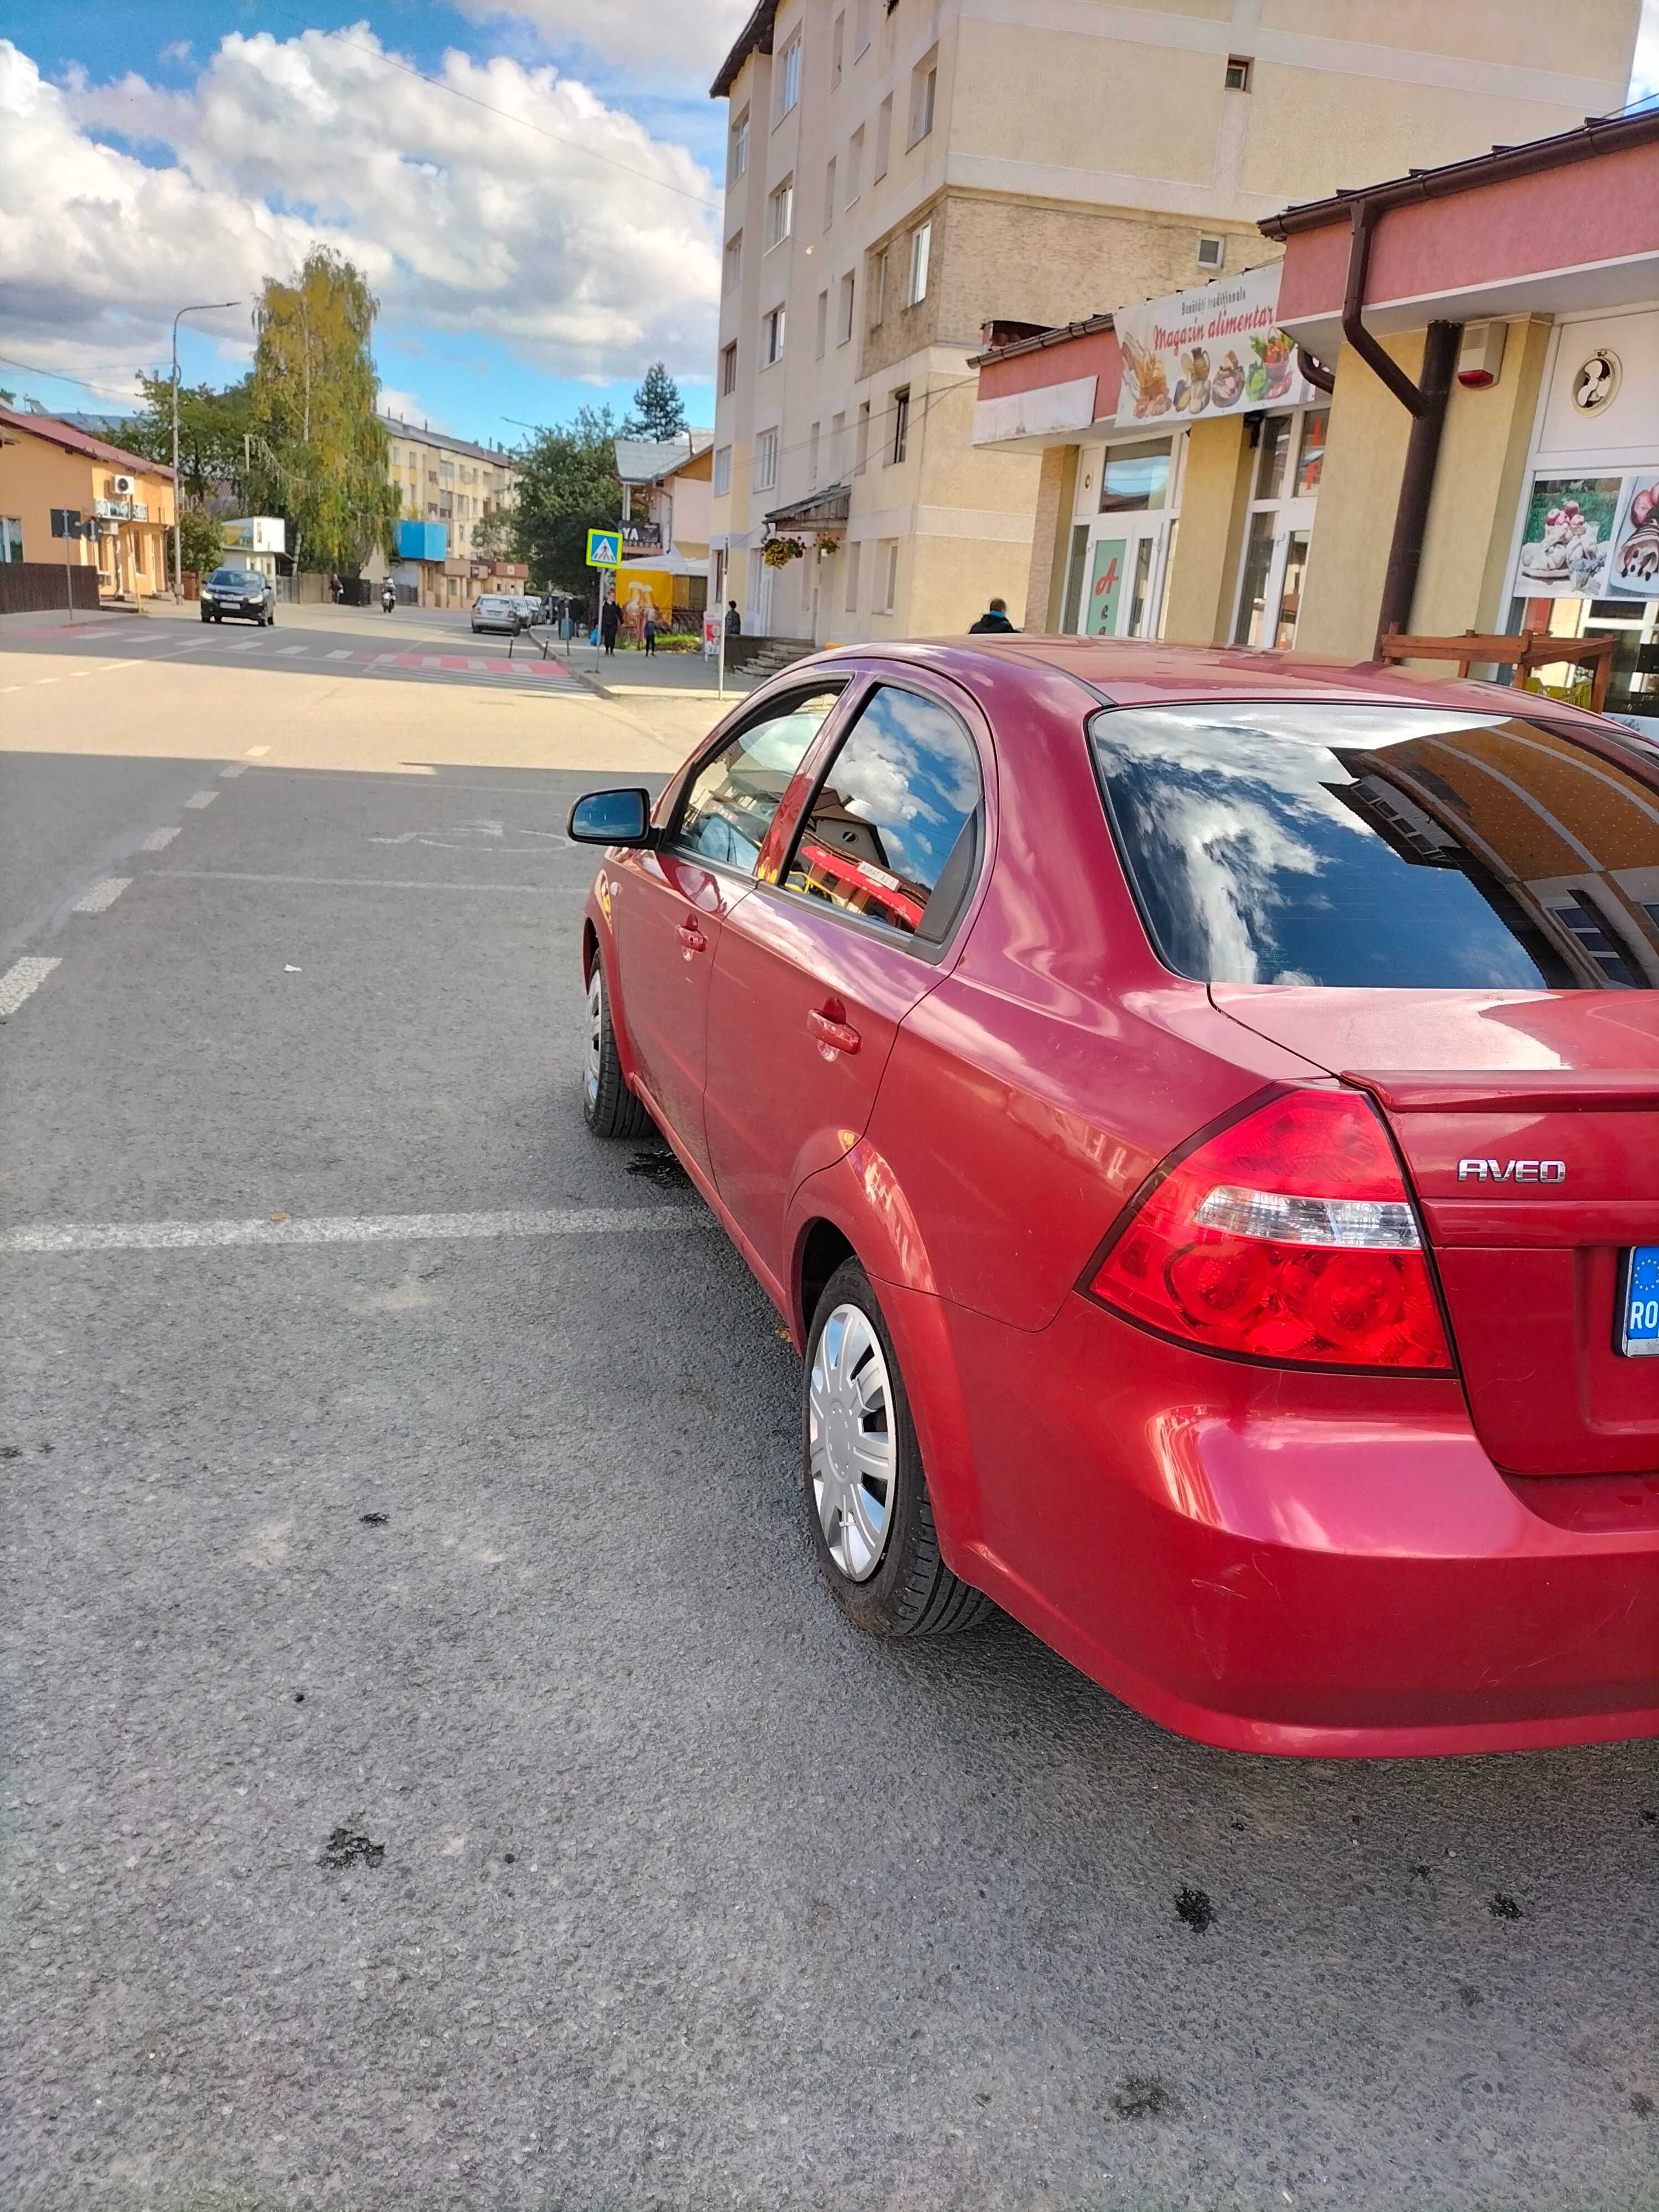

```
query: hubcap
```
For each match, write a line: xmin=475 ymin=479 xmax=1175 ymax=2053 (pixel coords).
xmin=808 ymin=1302 xmax=896 ymax=1582
xmin=584 ymin=969 xmax=603 ymax=1105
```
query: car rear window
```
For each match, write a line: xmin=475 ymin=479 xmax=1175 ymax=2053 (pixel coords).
xmin=1088 ymin=703 xmax=1659 ymax=989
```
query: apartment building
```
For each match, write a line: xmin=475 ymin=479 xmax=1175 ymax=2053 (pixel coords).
xmin=707 ymin=0 xmax=1641 ymax=643
xmin=375 ymin=414 xmax=521 ymax=607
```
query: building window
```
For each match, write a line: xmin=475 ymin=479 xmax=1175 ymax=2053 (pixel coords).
xmin=832 ymin=11 xmax=845 ymax=85
xmin=838 ymin=271 xmax=855 ymax=344
xmin=909 ymin=56 xmax=937 ymax=146
xmin=776 ymin=35 xmax=801 ymax=119
xmin=874 ymin=95 xmax=893 ymax=180
xmin=815 ymin=289 xmax=829 ymax=358
xmin=823 ymin=158 xmax=836 ymax=231
xmin=847 ymin=126 xmax=864 ymax=205
xmin=1 ymin=517 xmax=23 ymax=562
xmin=755 ymin=427 xmax=779 ymax=493
xmin=713 ymin=445 xmax=732 ymax=496
xmin=732 ymin=110 xmax=749 ymax=178
xmin=762 ymin=304 xmax=786 ymax=366
xmin=879 ymin=541 xmax=899 ymax=614
xmin=846 ymin=540 xmax=861 ymax=611
xmin=890 ymin=388 xmax=910 ymax=465
xmin=721 ymin=342 xmax=738 ymax=395
xmin=855 ymin=400 xmax=870 ymax=474
xmin=769 ymin=178 xmax=794 ymax=247
xmin=724 ymin=232 xmax=742 ymax=289
xmin=830 ymin=410 xmax=846 ymax=479
xmin=868 ymin=248 xmax=886 ymax=328
xmin=1098 ymin=437 xmax=1173 ymax=514
xmin=1196 ymin=234 xmax=1225 ymax=272
xmin=907 ymin=222 xmax=931 ymax=305
xmin=854 ymin=0 xmax=871 ymax=56
xmin=1225 ymin=55 xmax=1252 ymax=91
xmin=808 ymin=421 xmax=821 ymax=487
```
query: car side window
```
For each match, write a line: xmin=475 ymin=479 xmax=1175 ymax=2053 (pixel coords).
xmin=782 ymin=684 xmax=983 ymax=942
xmin=673 ymin=687 xmax=844 ymax=875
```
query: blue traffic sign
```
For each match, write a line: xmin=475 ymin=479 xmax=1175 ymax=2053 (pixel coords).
xmin=586 ymin=530 xmax=620 ymax=568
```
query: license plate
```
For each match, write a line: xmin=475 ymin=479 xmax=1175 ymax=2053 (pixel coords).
xmin=1620 ymin=1248 xmax=1659 ymax=1357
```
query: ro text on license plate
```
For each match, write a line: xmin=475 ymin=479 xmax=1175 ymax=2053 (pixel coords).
xmin=1621 ymin=1247 xmax=1659 ymax=1357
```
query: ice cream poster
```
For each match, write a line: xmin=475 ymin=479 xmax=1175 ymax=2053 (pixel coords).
xmin=1608 ymin=473 xmax=1659 ymax=599
xmin=1515 ymin=476 xmax=1621 ymax=598
xmin=1114 ymin=262 xmax=1311 ymax=429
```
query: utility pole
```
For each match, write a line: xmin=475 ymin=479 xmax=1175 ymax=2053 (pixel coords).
xmin=171 ymin=300 xmax=239 ymax=595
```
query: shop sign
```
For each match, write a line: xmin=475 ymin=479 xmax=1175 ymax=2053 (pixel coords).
xmin=621 ymin=518 xmax=663 ymax=556
xmin=1515 ymin=471 xmax=1659 ymax=599
xmin=1115 ymin=262 xmax=1310 ymax=428
xmin=1086 ymin=538 xmax=1127 ymax=634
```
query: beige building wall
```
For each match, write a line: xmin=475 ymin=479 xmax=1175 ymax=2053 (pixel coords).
xmin=1162 ymin=415 xmax=1254 ymax=646
xmin=709 ymin=0 xmax=1637 ymax=644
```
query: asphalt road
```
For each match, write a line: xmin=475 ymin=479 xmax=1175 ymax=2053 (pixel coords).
xmin=2 ymin=604 xmax=1656 ymax=2211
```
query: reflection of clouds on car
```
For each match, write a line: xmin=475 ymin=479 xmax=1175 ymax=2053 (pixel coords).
xmin=832 ymin=689 xmax=979 ymax=884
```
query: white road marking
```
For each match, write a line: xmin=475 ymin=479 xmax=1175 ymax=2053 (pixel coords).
xmin=0 ymin=1207 xmax=708 ymax=1255
xmin=71 ymin=877 xmax=131 ymax=915
xmin=227 ymin=640 xmax=260 ymax=652
xmin=218 ymin=763 xmax=247 ymax=779
xmin=245 ymin=745 xmax=271 ymax=757
xmin=326 ymin=649 xmax=353 ymax=660
xmin=152 ymin=869 xmax=580 ymax=894
xmin=184 ymin=790 xmax=219 ymax=809
xmin=0 ymin=956 xmax=61 ymax=1018
xmin=34 ymin=676 xmax=59 ymax=685
xmin=141 ymin=827 xmax=181 ymax=852
xmin=277 ymin=645 xmax=306 ymax=657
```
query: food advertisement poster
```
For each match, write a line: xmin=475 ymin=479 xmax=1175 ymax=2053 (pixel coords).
xmin=1114 ymin=262 xmax=1311 ymax=428
xmin=1607 ymin=473 xmax=1659 ymax=598
xmin=1515 ymin=476 xmax=1622 ymax=598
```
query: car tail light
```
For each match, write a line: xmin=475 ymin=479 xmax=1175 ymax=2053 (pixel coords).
xmin=1089 ymin=1090 xmax=1453 ymax=1372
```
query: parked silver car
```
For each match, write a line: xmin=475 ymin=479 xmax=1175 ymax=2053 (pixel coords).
xmin=471 ymin=593 xmax=523 ymax=635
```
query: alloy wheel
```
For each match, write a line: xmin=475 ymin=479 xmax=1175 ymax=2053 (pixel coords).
xmin=808 ymin=1303 xmax=896 ymax=1582
xmin=584 ymin=969 xmax=603 ymax=1108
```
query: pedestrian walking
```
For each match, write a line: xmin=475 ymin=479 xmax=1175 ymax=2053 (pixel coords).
xmin=968 ymin=596 xmax=1016 ymax=634
xmin=642 ymin=612 xmax=660 ymax=656
xmin=599 ymin=596 xmax=620 ymax=656
xmin=724 ymin=600 xmax=742 ymax=638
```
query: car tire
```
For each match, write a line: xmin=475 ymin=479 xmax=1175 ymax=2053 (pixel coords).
xmin=803 ymin=1259 xmax=994 ymax=1640
xmin=200 ymin=611 xmax=211 ymax=623
xmin=582 ymin=959 xmax=650 ymax=1139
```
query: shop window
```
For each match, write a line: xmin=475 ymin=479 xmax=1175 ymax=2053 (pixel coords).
xmin=1099 ymin=438 xmax=1172 ymax=514
xmin=1295 ymin=408 xmax=1327 ymax=496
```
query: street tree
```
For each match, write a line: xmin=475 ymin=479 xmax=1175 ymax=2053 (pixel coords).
xmin=175 ymin=506 xmax=225 ymax=582
xmin=124 ymin=374 xmax=252 ymax=506
xmin=623 ymin=362 xmax=688 ymax=442
xmin=501 ymin=406 xmax=623 ymax=591
xmin=244 ymin=249 xmax=399 ymax=574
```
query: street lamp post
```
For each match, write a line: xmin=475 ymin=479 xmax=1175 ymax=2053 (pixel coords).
xmin=171 ymin=301 xmax=239 ymax=596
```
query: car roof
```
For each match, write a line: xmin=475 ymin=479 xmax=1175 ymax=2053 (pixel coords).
xmin=785 ymin=636 xmax=1613 ymax=729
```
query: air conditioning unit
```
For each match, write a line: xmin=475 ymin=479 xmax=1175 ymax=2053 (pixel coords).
xmin=111 ymin=474 xmax=135 ymax=495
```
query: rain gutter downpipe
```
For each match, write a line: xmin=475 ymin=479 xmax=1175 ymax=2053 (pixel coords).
xmin=1339 ymin=195 xmax=1460 ymax=656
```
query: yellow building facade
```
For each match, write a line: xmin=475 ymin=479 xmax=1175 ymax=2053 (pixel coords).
xmin=0 ymin=407 xmax=176 ymax=599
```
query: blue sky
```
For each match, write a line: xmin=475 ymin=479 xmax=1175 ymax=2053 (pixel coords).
xmin=3 ymin=1 xmax=1656 ymax=450
xmin=1 ymin=1 xmax=749 ymax=441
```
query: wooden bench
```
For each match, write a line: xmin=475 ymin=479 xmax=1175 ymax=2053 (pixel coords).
xmin=1378 ymin=628 xmax=1615 ymax=712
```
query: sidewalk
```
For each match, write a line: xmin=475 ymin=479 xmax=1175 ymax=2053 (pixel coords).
xmin=562 ymin=638 xmax=763 ymax=701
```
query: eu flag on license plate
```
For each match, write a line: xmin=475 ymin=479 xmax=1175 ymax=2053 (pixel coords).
xmin=1623 ymin=1248 xmax=1659 ymax=1357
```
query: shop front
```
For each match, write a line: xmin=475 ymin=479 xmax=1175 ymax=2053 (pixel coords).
xmin=972 ymin=262 xmax=1328 ymax=651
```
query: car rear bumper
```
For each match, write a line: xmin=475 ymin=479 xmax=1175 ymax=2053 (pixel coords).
xmin=938 ymin=1292 xmax=1659 ymax=1756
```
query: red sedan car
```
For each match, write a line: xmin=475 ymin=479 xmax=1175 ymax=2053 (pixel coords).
xmin=570 ymin=639 xmax=1659 ymax=1757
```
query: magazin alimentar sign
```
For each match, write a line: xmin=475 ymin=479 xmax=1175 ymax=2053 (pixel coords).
xmin=1114 ymin=262 xmax=1311 ymax=428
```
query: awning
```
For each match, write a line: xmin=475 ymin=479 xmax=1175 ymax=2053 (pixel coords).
xmin=764 ymin=484 xmax=851 ymax=531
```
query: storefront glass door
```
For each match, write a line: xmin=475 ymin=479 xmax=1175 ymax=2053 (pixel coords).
xmin=1232 ymin=406 xmax=1327 ymax=649
xmin=1078 ymin=434 xmax=1180 ymax=639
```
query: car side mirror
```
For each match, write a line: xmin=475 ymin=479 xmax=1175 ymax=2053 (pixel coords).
xmin=567 ymin=787 xmax=655 ymax=846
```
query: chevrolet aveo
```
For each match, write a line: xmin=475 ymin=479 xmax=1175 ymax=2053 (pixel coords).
xmin=569 ymin=640 xmax=1659 ymax=1757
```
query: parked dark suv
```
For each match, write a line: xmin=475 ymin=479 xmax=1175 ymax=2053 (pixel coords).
xmin=201 ymin=567 xmax=275 ymax=626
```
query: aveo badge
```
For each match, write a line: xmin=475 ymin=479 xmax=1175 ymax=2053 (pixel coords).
xmin=1457 ymin=1159 xmax=1567 ymax=1184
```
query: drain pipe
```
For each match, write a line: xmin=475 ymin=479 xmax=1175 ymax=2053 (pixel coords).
xmin=1338 ymin=196 xmax=1460 ymax=654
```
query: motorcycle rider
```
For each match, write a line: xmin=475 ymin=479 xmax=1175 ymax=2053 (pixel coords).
xmin=381 ymin=579 xmax=397 ymax=613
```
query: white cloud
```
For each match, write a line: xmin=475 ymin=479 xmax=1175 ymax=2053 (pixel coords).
xmin=378 ymin=387 xmax=449 ymax=431
xmin=0 ymin=28 xmax=719 ymax=400
xmin=453 ymin=0 xmax=754 ymax=96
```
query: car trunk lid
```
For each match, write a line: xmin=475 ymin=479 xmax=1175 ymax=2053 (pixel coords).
xmin=1213 ymin=988 xmax=1659 ymax=1476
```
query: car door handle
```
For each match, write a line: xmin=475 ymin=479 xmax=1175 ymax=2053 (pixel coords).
xmin=807 ymin=1006 xmax=861 ymax=1055
xmin=677 ymin=920 xmax=708 ymax=954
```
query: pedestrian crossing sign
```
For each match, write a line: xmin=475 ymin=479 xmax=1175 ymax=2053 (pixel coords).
xmin=586 ymin=530 xmax=620 ymax=568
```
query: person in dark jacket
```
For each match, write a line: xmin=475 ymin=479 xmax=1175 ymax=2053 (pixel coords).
xmin=968 ymin=596 xmax=1015 ymax=634
xmin=599 ymin=596 xmax=620 ymax=655
xmin=724 ymin=600 xmax=742 ymax=637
